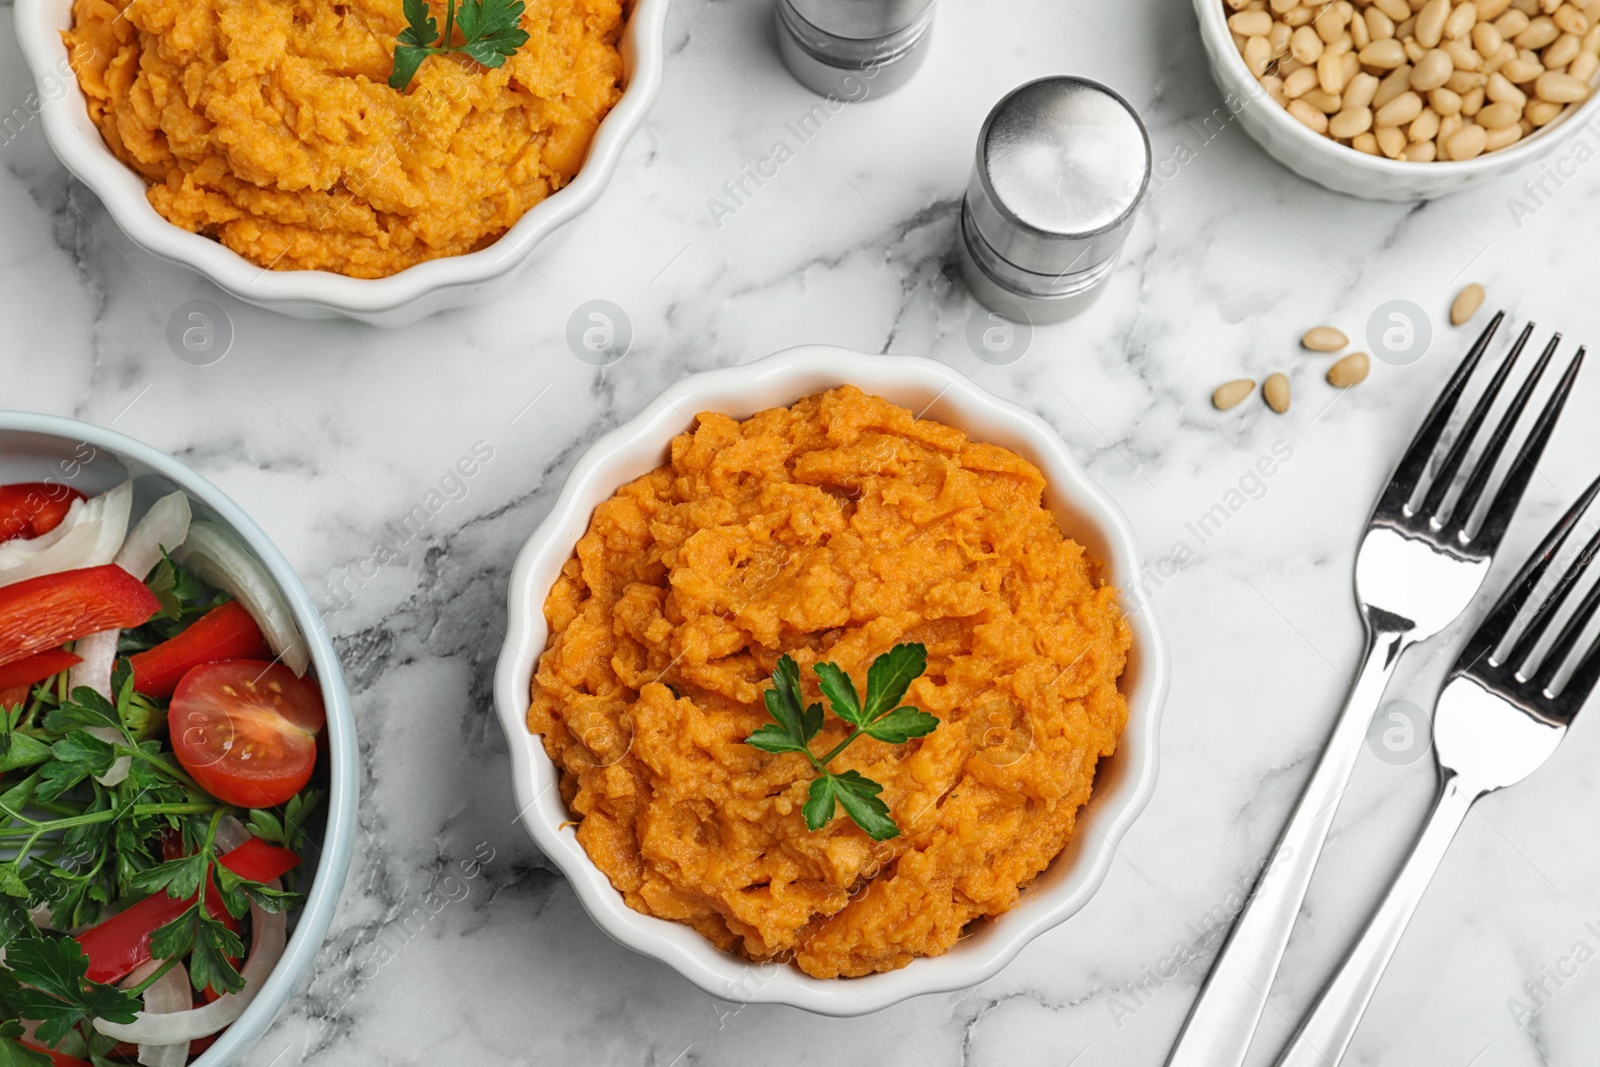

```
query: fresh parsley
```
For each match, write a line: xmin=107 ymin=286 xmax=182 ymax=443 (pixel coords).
xmin=745 ymin=644 xmax=936 ymax=841
xmin=2 ymin=937 xmax=139 ymax=1047
xmin=388 ymin=0 xmax=532 ymax=92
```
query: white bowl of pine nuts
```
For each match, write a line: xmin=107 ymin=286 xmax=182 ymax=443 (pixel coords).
xmin=1197 ymin=0 xmax=1600 ymax=200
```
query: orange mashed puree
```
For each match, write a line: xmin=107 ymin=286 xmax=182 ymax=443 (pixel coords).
xmin=528 ymin=387 xmax=1132 ymax=978
xmin=64 ymin=0 xmax=623 ymax=278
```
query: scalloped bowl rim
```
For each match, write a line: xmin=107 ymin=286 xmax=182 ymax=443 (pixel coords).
xmin=11 ymin=0 xmax=668 ymax=316
xmin=492 ymin=347 xmax=1170 ymax=1016
xmin=0 ymin=411 xmax=358 ymax=1067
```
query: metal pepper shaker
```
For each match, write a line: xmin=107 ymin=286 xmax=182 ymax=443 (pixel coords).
xmin=774 ymin=0 xmax=936 ymax=100
xmin=959 ymin=76 xmax=1152 ymax=325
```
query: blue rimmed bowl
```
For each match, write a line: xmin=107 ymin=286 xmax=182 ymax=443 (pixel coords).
xmin=0 ymin=410 xmax=358 ymax=1067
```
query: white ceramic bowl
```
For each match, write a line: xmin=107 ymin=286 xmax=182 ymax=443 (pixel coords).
xmin=13 ymin=0 xmax=668 ymax=326
xmin=493 ymin=347 xmax=1170 ymax=1015
xmin=1194 ymin=0 xmax=1600 ymax=200
xmin=0 ymin=411 xmax=358 ymax=1067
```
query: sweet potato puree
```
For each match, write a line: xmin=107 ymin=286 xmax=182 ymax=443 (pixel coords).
xmin=63 ymin=0 xmax=623 ymax=278
xmin=528 ymin=387 xmax=1132 ymax=978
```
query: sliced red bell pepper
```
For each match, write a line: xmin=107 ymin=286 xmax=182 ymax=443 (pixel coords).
xmin=76 ymin=837 xmax=301 ymax=985
xmin=0 ymin=483 xmax=85 ymax=544
xmin=20 ymin=1046 xmax=92 ymax=1067
xmin=128 ymin=601 xmax=270 ymax=700
xmin=0 ymin=565 xmax=160 ymax=668
xmin=0 ymin=648 xmax=82 ymax=691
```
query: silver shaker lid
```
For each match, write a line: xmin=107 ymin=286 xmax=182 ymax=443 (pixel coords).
xmin=786 ymin=0 xmax=936 ymax=39
xmin=966 ymin=77 xmax=1151 ymax=280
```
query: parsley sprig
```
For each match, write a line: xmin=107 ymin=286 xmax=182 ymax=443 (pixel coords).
xmin=388 ymin=0 xmax=532 ymax=91
xmin=745 ymin=644 xmax=936 ymax=841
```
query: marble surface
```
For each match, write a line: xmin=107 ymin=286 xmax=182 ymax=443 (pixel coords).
xmin=4 ymin=0 xmax=1600 ymax=1064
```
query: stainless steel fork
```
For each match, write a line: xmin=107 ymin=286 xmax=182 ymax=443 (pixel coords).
xmin=1274 ymin=471 xmax=1600 ymax=1067
xmin=1166 ymin=314 xmax=1587 ymax=1067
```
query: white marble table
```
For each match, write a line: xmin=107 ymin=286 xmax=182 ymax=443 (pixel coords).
xmin=5 ymin=0 xmax=1600 ymax=1064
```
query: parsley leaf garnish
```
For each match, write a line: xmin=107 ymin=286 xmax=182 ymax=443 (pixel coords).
xmin=388 ymin=0 xmax=532 ymax=92
xmin=3 ymin=937 xmax=139 ymax=1047
xmin=745 ymin=644 xmax=934 ymax=841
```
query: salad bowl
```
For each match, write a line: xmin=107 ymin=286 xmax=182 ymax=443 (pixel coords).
xmin=0 ymin=411 xmax=358 ymax=1067
xmin=493 ymin=347 xmax=1170 ymax=1015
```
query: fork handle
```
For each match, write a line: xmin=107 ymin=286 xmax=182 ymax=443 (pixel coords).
xmin=1272 ymin=772 xmax=1483 ymax=1067
xmin=1165 ymin=624 xmax=1408 ymax=1067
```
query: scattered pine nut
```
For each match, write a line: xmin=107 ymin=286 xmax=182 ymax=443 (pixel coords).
xmin=1327 ymin=352 xmax=1372 ymax=387
xmin=1264 ymin=373 xmax=1292 ymax=414
xmin=1213 ymin=379 xmax=1258 ymax=410
xmin=1451 ymin=283 xmax=1486 ymax=325
xmin=1302 ymin=326 xmax=1349 ymax=351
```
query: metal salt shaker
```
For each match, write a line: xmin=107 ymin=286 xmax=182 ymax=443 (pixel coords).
xmin=774 ymin=0 xmax=936 ymax=99
xmin=959 ymin=77 xmax=1152 ymax=325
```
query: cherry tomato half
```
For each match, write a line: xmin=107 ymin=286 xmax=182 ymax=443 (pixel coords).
xmin=169 ymin=660 xmax=325 ymax=808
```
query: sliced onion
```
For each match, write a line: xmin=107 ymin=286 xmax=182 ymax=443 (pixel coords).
xmin=213 ymin=815 xmax=251 ymax=854
xmin=175 ymin=522 xmax=308 ymax=676
xmin=0 ymin=481 xmax=132 ymax=587
xmin=70 ymin=629 xmax=120 ymax=700
xmin=128 ymin=960 xmax=192 ymax=1067
xmin=94 ymin=884 xmax=289 ymax=1045
xmin=85 ymin=724 xmax=131 ymax=787
xmin=70 ymin=490 xmax=194 ymax=770
xmin=117 ymin=491 xmax=192 ymax=583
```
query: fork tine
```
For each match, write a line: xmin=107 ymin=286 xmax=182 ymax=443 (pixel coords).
xmin=1450 ymin=332 xmax=1562 ymax=533
xmin=1533 ymin=563 xmax=1600 ymax=695
xmin=1473 ymin=347 xmax=1588 ymax=553
xmin=1458 ymin=473 xmax=1600 ymax=671
xmin=1419 ymin=322 xmax=1536 ymax=524
xmin=1377 ymin=312 xmax=1504 ymax=515
xmin=1506 ymin=522 xmax=1600 ymax=673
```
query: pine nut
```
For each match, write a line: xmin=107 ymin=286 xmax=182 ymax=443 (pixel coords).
xmin=1327 ymin=352 xmax=1371 ymax=387
xmin=1378 ymin=89 xmax=1427 ymax=123
xmin=1286 ymin=65 xmax=1322 ymax=96
xmin=1478 ymin=0 xmax=1516 ymax=16
xmin=1488 ymin=70 xmax=1530 ymax=102
xmin=1213 ymin=379 xmax=1257 ymax=410
xmin=1537 ymin=68 xmax=1593 ymax=96
xmin=1375 ymin=0 xmax=1413 ymax=18
xmin=1354 ymin=130 xmax=1383 ymax=152
xmin=1555 ymin=3 xmax=1591 ymax=33
xmin=1451 ymin=283 xmax=1484 ymax=327
xmin=1447 ymin=1 xmax=1482 ymax=39
xmin=1448 ymin=121 xmax=1491 ymax=155
xmin=1525 ymin=96 xmax=1568 ymax=120
xmin=1419 ymin=0 xmax=1454 ymax=45
xmin=1353 ymin=9 xmax=1374 ymax=46
xmin=1462 ymin=85 xmax=1487 ymax=112
xmin=1544 ymin=30 xmax=1583 ymax=64
xmin=1476 ymin=98 xmax=1524 ymax=124
xmin=1331 ymin=105 xmax=1376 ymax=136
xmin=1570 ymin=49 xmax=1599 ymax=79
xmin=1375 ymin=64 xmax=1418 ymax=106
xmin=1484 ymin=121 xmax=1525 ymax=147
xmin=1303 ymin=87 xmax=1346 ymax=112
xmin=1517 ymin=15 xmax=1562 ymax=45
xmin=1263 ymin=373 xmax=1292 ymax=414
xmin=1368 ymin=8 xmax=1398 ymax=39
xmin=1444 ymin=38 xmax=1485 ymax=67
xmin=1404 ymin=137 xmax=1440 ymax=158
xmin=1230 ymin=10 xmax=1275 ymax=35
xmin=1496 ymin=10 xmax=1533 ymax=35
xmin=1501 ymin=55 xmax=1546 ymax=79
xmin=1474 ymin=19 xmax=1508 ymax=53
xmin=1361 ymin=37 xmax=1411 ymax=66
xmin=1292 ymin=24 xmax=1325 ymax=63
xmin=1302 ymin=325 xmax=1349 ymax=351
xmin=1411 ymin=106 xmax=1444 ymax=139
xmin=1431 ymin=85 xmax=1466 ymax=112
xmin=1320 ymin=49 xmax=1351 ymax=91
xmin=1378 ymin=123 xmax=1410 ymax=155
xmin=1346 ymin=71 xmax=1383 ymax=107
xmin=1289 ymin=97 xmax=1331 ymax=131
xmin=1246 ymin=35 xmax=1274 ymax=76
xmin=1412 ymin=47 xmax=1458 ymax=88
